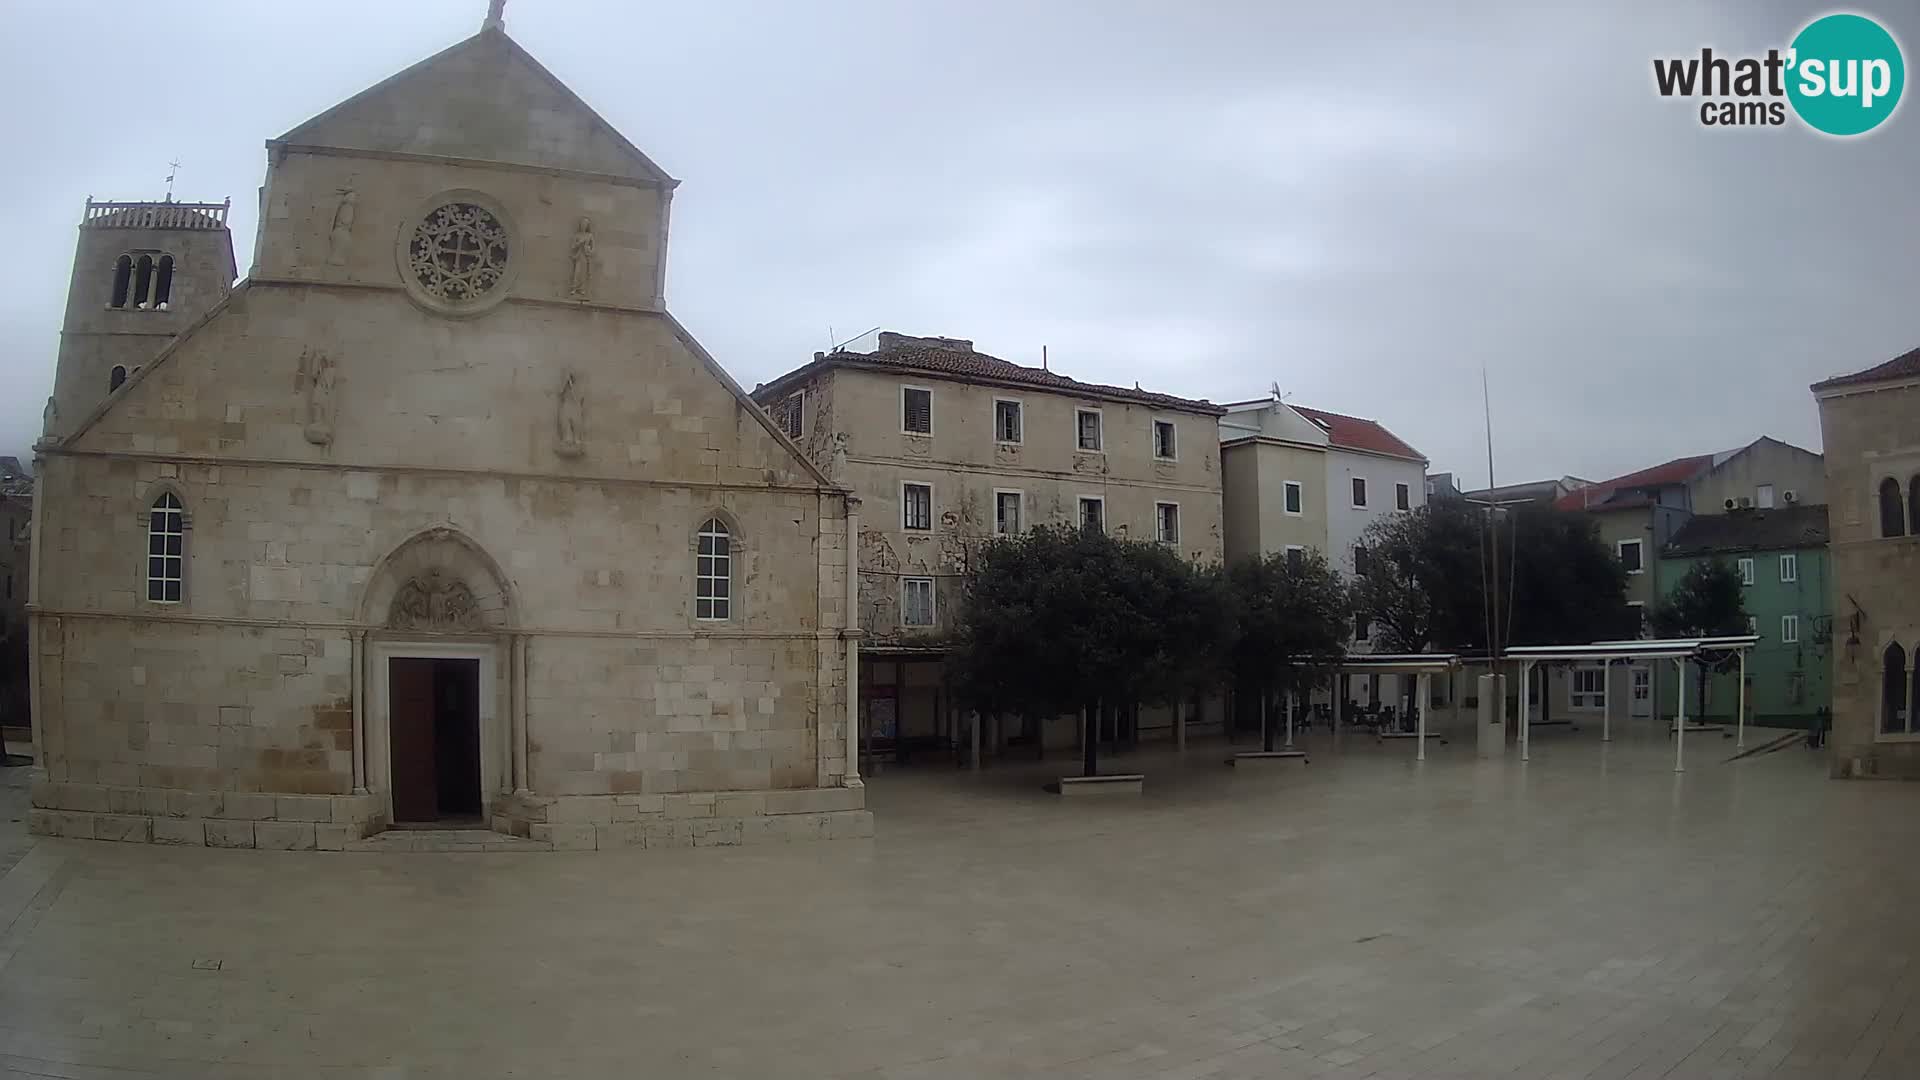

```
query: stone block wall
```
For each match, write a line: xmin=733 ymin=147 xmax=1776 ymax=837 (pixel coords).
xmin=1817 ymin=379 xmax=1920 ymax=778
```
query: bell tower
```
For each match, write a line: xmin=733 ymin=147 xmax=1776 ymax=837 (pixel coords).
xmin=46 ymin=197 xmax=237 ymax=440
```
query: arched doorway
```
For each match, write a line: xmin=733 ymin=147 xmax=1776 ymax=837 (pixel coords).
xmin=358 ymin=528 xmax=518 ymax=825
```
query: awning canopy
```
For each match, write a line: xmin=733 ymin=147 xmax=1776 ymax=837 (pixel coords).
xmin=1502 ymin=635 xmax=1760 ymax=663
xmin=1336 ymin=652 xmax=1461 ymax=673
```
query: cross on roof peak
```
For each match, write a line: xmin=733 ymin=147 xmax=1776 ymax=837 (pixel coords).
xmin=483 ymin=0 xmax=505 ymax=31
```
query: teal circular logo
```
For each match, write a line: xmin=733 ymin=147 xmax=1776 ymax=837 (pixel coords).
xmin=1787 ymin=14 xmax=1905 ymax=136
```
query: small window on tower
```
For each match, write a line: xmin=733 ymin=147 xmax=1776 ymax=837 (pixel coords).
xmin=132 ymin=254 xmax=155 ymax=310
xmin=153 ymin=255 xmax=175 ymax=310
xmin=109 ymin=365 xmax=127 ymax=392
xmin=110 ymin=255 xmax=133 ymax=309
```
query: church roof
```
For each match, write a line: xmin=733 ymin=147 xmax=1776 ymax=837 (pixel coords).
xmin=1812 ymin=344 xmax=1920 ymax=392
xmin=274 ymin=26 xmax=677 ymax=186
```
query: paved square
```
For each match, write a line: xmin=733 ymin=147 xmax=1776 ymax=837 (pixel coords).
xmin=3 ymin=720 xmax=1919 ymax=1079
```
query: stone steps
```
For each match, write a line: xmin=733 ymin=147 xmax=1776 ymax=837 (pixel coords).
xmin=345 ymin=828 xmax=553 ymax=853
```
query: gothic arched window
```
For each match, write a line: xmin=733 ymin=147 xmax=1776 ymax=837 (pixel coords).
xmin=1885 ymin=641 xmax=1910 ymax=735
xmin=110 ymin=255 xmax=133 ymax=308
xmin=109 ymin=365 xmax=127 ymax=392
xmin=132 ymin=255 xmax=155 ymax=310
xmin=1910 ymin=475 xmax=1920 ymax=537
xmin=695 ymin=517 xmax=731 ymax=621
xmin=147 ymin=492 xmax=184 ymax=602
xmin=1880 ymin=477 xmax=1906 ymax=539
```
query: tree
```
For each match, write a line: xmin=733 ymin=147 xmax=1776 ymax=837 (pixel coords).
xmin=947 ymin=525 xmax=1226 ymax=777
xmin=1505 ymin=508 xmax=1637 ymax=647
xmin=1354 ymin=511 xmax=1433 ymax=654
xmin=1227 ymin=549 xmax=1350 ymax=751
xmin=1649 ymin=559 xmax=1749 ymax=716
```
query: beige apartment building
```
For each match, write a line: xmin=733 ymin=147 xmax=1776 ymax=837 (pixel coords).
xmin=28 ymin=14 xmax=867 ymax=850
xmin=1813 ymin=346 xmax=1920 ymax=779
xmin=754 ymin=333 xmax=1225 ymax=759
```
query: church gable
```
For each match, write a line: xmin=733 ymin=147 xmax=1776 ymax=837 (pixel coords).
xmin=276 ymin=29 xmax=674 ymax=185
xmin=60 ymin=285 xmax=830 ymax=491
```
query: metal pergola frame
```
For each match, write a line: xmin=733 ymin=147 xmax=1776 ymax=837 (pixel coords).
xmin=1502 ymin=636 xmax=1760 ymax=771
xmin=1329 ymin=653 xmax=1463 ymax=762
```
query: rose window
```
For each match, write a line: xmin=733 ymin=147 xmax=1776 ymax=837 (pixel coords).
xmin=407 ymin=203 xmax=510 ymax=303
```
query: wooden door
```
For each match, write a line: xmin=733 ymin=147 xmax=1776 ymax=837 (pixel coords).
xmin=389 ymin=657 xmax=438 ymax=822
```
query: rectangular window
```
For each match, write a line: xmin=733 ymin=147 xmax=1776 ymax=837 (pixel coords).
xmin=1395 ymin=482 xmax=1410 ymax=511
xmin=1351 ymin=477 xmax=1367 ymax=507
xmin=995 ymin=491 xmax=1022 ymax=535
xmin=1779 ymin=553 xmax=1798 ymax=583
xmin=1738 ymin=557 xmax=1755 ymax=585
xmin=1079 ymin=497 xmax=1104 ymax=533
xmin=1353 ymin=546 xmax=1369 ymax=576
xmin=1156 ymin=502 xmax=1180 ymax=544
xmin=1283 ymin=481 xmax=1303 ymax=515
xmin=778 ymin=391 xmax=804 ymax=439
xmin=1632 ymin=666 xmax=1650 ymax=701
xmin=902 ymin=386 xmax=932 ymax=435
xmin=1617 ymin=539 xmax=1643 ymax=574
xmin=1571 ymin=667 xmax=1605 ymax=709
xmin=1787 ymin=671 xmax=1806 ymax=706
xmin=902 ymin=482 xmax=932 ymax=531
xmin=1285 ymin=546 xmax=1304 ymax=572
xmin=1757 ymin=483 xmax=1775 ymax=508
xmin=1747 ymin=615 xmax=1759 ymax=636
xmin=994 ymin=399 xmax=1023 ymax=444
xmin=1781 ymin=614 xmax=1799 ymax=643
xmin=1153 ymin=420 xmax=1177 ymax=460
xmin=1076 ymin=408 xmax=1103 ymax=452
xmin=901 ymin=577 xmax=935 ymax=627
xmin=1354 ymin=611 xmax=1369 ymax=641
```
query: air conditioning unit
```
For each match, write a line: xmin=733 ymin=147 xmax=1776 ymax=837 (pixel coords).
xmin=1724 ymin=498 xmax=1736 ymax=510
xmin=1737 ymin=496 xmax=1752 ymax=508
xmin=1783 ymin=489 xmax=1798 ymax=504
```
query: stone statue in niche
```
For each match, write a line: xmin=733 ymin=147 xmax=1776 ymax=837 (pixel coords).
xmin=325 ymin=189 xmax=357 ymax=266
xmin=567 ymin=217 xmax=595 ymax=300
xmin=389 ymin=569 xmax=483 ymax=633
xmin=41 ymin=396 xmax=57 ymax=435
xmin=556 ymin=370 xmax=585 ymax=458
xmin=296 ymin=347 xmax=337 ymax=446
xmin=829 ymin=432 xmax=849 ymax=482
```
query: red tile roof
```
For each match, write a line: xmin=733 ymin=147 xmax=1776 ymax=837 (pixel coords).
xmin=1812 ymin=345 xmax=1920 ymax=391
xmin=755 ymin=339 xmax=1225 ymax=414
xmin=1552 ymin=454 xmax=1715 ymax=512
xmin=1288 ymin=405 xmax=1426 ymax=462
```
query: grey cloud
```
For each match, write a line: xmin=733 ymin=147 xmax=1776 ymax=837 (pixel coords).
xmin=1 ymin=0 xmax=1908 ymax=488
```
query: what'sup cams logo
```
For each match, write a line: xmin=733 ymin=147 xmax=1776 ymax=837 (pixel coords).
xmin=1654 ymin=12 xmax=1905 ymax=135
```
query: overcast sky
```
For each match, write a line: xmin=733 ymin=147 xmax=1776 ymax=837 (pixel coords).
xmin=1 ymin=1 xmax=1911 ymax=484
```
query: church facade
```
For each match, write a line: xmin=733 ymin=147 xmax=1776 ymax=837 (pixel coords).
xmin=28 ymin=17 xmax=868 ymax=849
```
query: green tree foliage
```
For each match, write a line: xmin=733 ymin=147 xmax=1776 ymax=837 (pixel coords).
xmin=1354 ymin=510 xmax=1436 ymax=653
xmin=1504 ymin=507 xmax=1638 ymax=646
xmin=1650 ymin=559 xmax=1750 ymax=709
xmin=1227 ymin=549 xmax=1350 ymax=751
xmin=947 ymin=525 xmax=1228 ymax=775
xmin=1355 ymin=500 xmax=1632 ymax=654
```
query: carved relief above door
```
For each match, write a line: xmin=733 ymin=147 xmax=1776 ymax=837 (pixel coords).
xmin=388 ymin=569 xmax=483 ymax=633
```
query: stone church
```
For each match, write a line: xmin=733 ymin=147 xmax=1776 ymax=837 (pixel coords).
xmin=28 ymin=9 xmax=868 ymax=849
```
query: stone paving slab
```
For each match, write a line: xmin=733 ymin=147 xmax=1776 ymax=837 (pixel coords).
xmin=1 ymin=721 xmax=1918 ymax=1078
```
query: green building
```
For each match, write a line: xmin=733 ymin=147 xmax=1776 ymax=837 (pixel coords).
xmin=1657 ymin=505 xmax=1831 ymax=728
